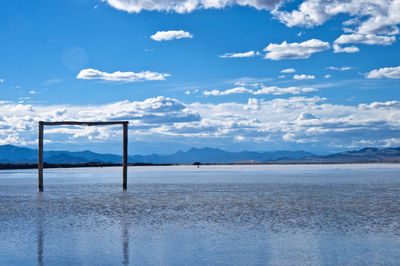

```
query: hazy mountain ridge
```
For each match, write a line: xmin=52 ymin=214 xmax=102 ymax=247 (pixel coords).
xmin=1 ymin=145 xmax=400 ymax=164
xmin=0 ymin=145 xmax=121 ymax=164
xmin=130 ymin=148 xmax=315 ymax=164
xmin=0 ymin=145 xmax=314 ymax=164
xmin=295 ymin=147 xmax=400 ymax=163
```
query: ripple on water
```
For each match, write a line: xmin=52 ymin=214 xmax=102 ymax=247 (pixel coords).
xmin=0 ymin=165 xmax=400 ymax=265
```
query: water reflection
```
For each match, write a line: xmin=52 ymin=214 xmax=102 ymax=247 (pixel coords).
xmin=37 ymin=222 xmax=43 ymax=266
xmin=122 ymin=224 xmax=129 ymax=266
xmin=0 ymin=165 xmax=397 ymax=265
xmin=36 ymin=193 xmax=44 ymax=266
xmin=121 ymin=193 xmax=129 ymax=266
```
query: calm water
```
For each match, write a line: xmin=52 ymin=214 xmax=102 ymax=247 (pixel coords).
xmin=1 ymin=164 xmax=400 ymax=265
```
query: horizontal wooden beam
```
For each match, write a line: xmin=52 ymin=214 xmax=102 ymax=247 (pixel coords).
xmin=39 ymin=121 xmax=129 ymax=126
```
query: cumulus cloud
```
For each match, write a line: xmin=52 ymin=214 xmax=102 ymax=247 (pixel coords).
xmin=103 ymin=0 xmax=400 ymax=54
xmin=219 ymin=51 xmax=258 ymax=58
xmin=254 ymin=86 xmax=317 ymax=95
xmin=365 ymin=66 xmax=400 ymax=79
xmin=280 ymin=68 xmax=296 ymax=73
xmin=297 ymin=112 xmax=318 ymax=121
xmin=271 ymin=0 xmax=400 ymax=55
xmin=361 ymin=101 xmax=400 ymax=109
xmin=101 ymin=0 xmax=284 ymax=13
xmin=203 ymin=85 xmax=317 ymax=96
xmin=273 ymin=0 xmax=400 ymax=35
xmin=293 ymin=74 xmax=315 ymax=80
xmin=150 ymin=30 xmax=193 ymax=41
xmin=333 ymin=44 xmax=360 ymax=53
xmin=324 ymin=74 xmax=331 ymax=78
xmin=335 ymin=33 xmax=396 ymax=46
xmin=327 ymin=66 xmax=352 ymax=71
xmin=203 ymin=87 xmax=252 ymax=96
xmin=0 ymin=96 xmax=201 ymax=145
xmin=189 ymin=96 xmax=400 ymax=150
xmin=77 ymin=68 xmax=170 ymax=82
xmin=264 ymin=39 xmax=330 ymax=60
xmin=2 ymin=96 xmax=400 ymax=152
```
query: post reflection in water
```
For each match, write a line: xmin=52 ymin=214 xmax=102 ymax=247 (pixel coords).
xmin=36 ymin=193 xmax=44 ymax=266
xmin=121 ymin=193 xmax=129 ymax=266
xmin=122 ymin=222 xmax=129 ymax=266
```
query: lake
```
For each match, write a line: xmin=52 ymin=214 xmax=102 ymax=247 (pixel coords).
xmin=1 ymin=164 xmax=400 ymax=265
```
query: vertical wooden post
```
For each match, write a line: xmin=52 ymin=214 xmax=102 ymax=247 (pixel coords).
xmin=122 ymin=122 xmax=128 ymax=190
xmin=38 ymin=122 xmax=44 ymax=192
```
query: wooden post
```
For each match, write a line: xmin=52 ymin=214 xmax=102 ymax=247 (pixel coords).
xmin=123 ymin=122 xmax=128 ymax=190
xmin=38 ymin=122 xmax=44 ymax=192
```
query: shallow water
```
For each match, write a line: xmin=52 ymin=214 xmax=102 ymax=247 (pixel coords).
xmin=1 ymin=164 xmax=400 ymax=265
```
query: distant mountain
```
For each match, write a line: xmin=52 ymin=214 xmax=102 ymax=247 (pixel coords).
xmin=0 ymin=145 xmax=37 ymax=163
xmin=0 ymin=145 xmax=122 ymax=164
xmin=0 ymin=145 xmax=314 ymax=164
xmin=1 ymin=144 xmax=400 ymax=164
xmin=130 ymin=148 xmax=315 ymax=164
xmin=293 ymin=147 xmax=400 ymax=163
xmin=45 ymin=150 xmax=121 ymax=164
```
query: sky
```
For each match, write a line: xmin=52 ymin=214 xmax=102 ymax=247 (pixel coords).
xmin=0 ymin=0 xmax=400 ymax=155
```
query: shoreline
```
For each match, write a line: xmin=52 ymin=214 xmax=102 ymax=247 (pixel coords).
xmin=1 ymin=161 xmax=400 ymax=170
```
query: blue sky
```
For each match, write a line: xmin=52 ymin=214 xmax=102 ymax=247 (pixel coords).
xmin=1 ymin=0 xmax=400 ymax=155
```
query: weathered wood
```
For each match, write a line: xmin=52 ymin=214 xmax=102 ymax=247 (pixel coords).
xmin=41 ymin=121 xmax=128 ymax=126
xmin=38 ymin=122 xmax=44 ymax=192
xmin=123 ymin=123 xmax=128 ymax=190
xmin=37 ymin=121 xmax=129 ymax=191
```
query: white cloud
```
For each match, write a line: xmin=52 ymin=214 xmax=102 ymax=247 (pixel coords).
xmin=273 ymin=0 xmax=400 ymax=36
xmin=203 ymin=85 xmax=317 ymax=96
xmin=2 ymin=96 xmax=400 ymax=152
xmin=293 ymin=74 xmax=315 ymax=80
xmin=361 ymin=101 xmax=400 ymax=109
xmin=219 ymin=51 xmax=258 ymax=58
xmin=150 ymin=30 xmax=193 ymax=41
xmin=29 ymin=90 xmax=37 ymax=94
xmin=280 ymin=68 xmax=296 ymax=73
xmin=327 ymin=66 xmax=352 ymax=71
xmin=278 ymin=75 xmax=285 ymax=79
xmin=333 ymin=44 xmax=360 ymax=53
xmin=253 ymin=86 xmax=317 ymax=95
xmin=271 ymin=0 xmax=400 ymax=57
xmin=264 ymin=39 xmax=330 ymax=60
xmin=0 ymin=79 xmax=4 ymax=83
xmin=101 ymin=0 xmax=284 ymax=14
xmin=246 ymin=98 xmax=260 ymax=110
xmin=77 ymin=68 xmax=170 ymax=82
xmin=365 ymin=66 xmax=400 ymax=79
xmin=324 ymin=74 xmax=331 ymax=79
xmin=0 ymin=96 xmax=202 ymax=145
xmin=335 ymin=33 xmax=396 ymax=46
xmin=203 ymin=87 xmax=252 ymax=96
xmin=297 ymin=112 xmax=318 ymax=121
xmin=189 ymin=97 xmax=400 ymax=150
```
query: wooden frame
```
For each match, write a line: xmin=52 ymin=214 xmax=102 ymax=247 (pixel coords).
xmin=38 ymin=121 xmax=129 ymax=192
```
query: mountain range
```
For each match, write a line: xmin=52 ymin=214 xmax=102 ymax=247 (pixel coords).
xmin=1 ymin=145 xmax=400 ymax=164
